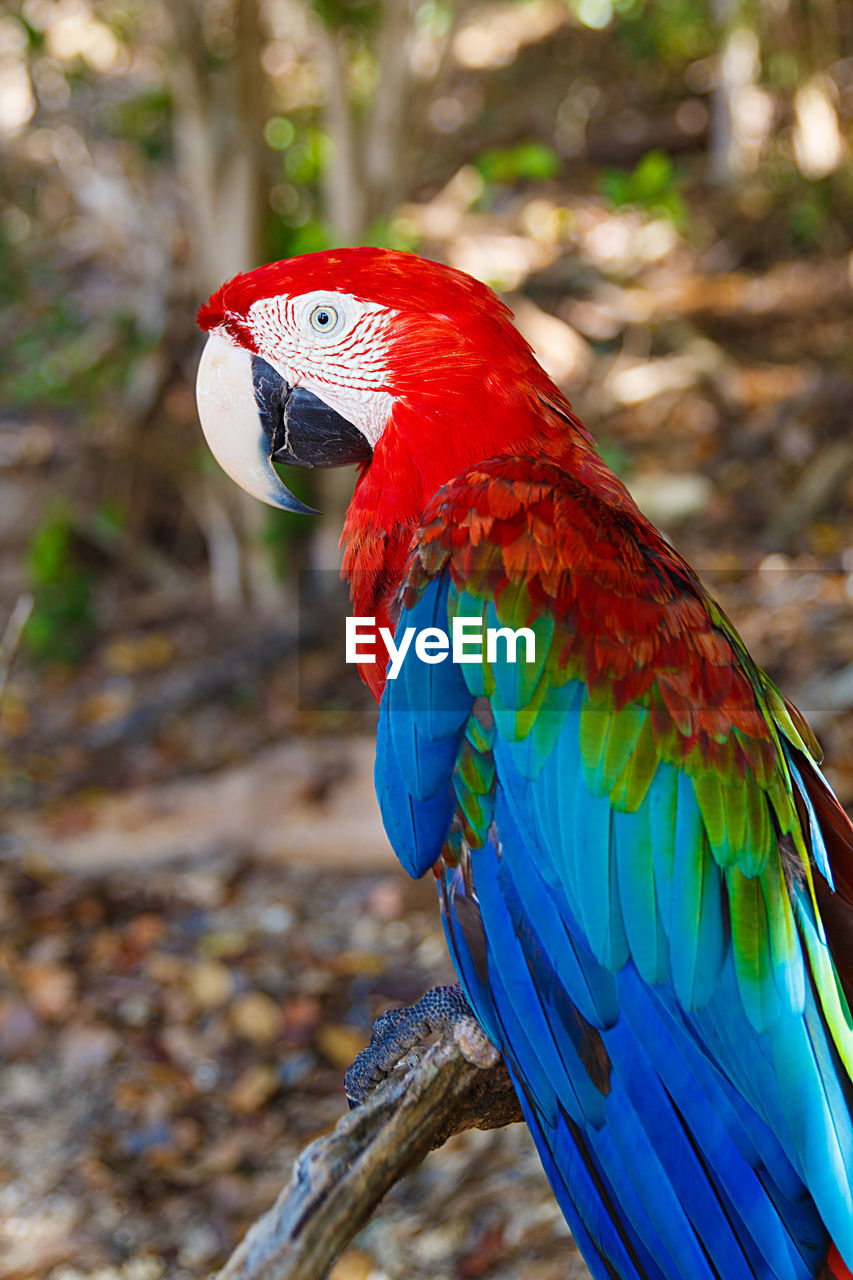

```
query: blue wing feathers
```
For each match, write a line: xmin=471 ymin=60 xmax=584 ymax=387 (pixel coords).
xmin=376 ymin=577 xmax=473 ymax=875
xmin=545 ymin=1103 xmax=661 ymax=1280
xmin=376 ymin=572 xmax=853 ymax=1279
xmin=400 ymin=577 xmax=473 ymax=738
xmin=669 ymin=812 xmax=726 ymax=1010
xmin=605 ymin=1016 xmax=788 ymax=1280
xmin=472 ymin=842 xmax=603 ymax=1126
xmin=612 ymin=805 xmax=670 ymax=986
xmin=487 ymin=601 xmax=554 ymax=709
xmin=785 ymin=754 xmax=835 ymax=887
xmin=619 ymin=977 xmax=811 ymax=1280
xmin=496 ymin=810 xmax=618 ymax=1029
xmin=573 ymin=790 xmax=630 ymax=972
xmin=387 ymin=706 xmax=459 ymax=799
xmin=376 ymin=718 xmax=458 ymax=881
xmin=376 ymin=763 xmax=453 ymax=878
xmin=647 ymin=762 xmax=678 ymax=926
xmin=769 ymin=1003 xmax=853 ymax=1260
xmin=457 ymin=822 xmax=808 ymax=1280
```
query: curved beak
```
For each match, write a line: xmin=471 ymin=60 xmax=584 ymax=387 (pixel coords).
xmin=195 ymin=334 xmax=372 ymax=514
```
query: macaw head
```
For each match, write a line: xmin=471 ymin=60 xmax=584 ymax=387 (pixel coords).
xmin=196 ymin=247 xmax=591 ymax=519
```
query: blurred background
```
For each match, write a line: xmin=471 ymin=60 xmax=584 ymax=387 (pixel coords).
xmin=2 ymin=1 xmax=853 ymax=1277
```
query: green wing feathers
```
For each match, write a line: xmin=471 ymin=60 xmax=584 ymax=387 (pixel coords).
xmin=404 ymin=456 xmax=853 ymax=1076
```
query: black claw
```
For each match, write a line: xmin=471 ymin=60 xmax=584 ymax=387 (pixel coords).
xmin=345 ymin=984 xmax=476 ymax=1107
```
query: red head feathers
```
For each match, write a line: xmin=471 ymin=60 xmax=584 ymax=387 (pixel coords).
xmin=196 ymin=248 xmax=606 ymax=693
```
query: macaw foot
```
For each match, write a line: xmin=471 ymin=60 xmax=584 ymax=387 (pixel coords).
xmin=345 ymin=983 xmax=500 ymax=1108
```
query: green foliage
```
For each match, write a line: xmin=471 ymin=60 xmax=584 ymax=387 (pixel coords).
xmin=362 ymin=217 xmax=422 ymax=252
xmin=264 ymin=116 xmax=296 ymax=151
xmin=614 ymin=0 xmax=714 ymax=63
xmin=601 ymin=150 xmax=687 ymax=226
xmin=2 ymin=289 xmax=155 ymax=411
xmin=312 ymin=0 xmax=380 ymax=31
xmin=475 ymin=142 xmax=561 ymax=186
xmin=279 ymin=220 xmax=335 ymax=258
xmin=102 ymin=88 xmax=173 ymax=162
xmin=787 ymin=181 xmax=833 ymax=250
xmin=263 ymin=115 xmax=330 ymax=247
xmin=765 ymin=52 xmax=800 ymax=90
xmin=596 ymin=438 xmax=632 ymax=480
xmin=2 ymin=297 xmax=79 ymax=406
xmin=93 ymin=500 xmax=128 ymax=542
xmin=283 ymin=128 xmax=333 ymax=185
xmin=760 ymin=168 xmax=849 ymax=254
xmin=264 ymin=118 xmax=344 ymax=257
xmin=11 ymin=10 xmax=44 ymax=51
xmin=25 ymin=508 xmax=95 ymax=664
xmin=415 ymin=1 xmax=454 ymax=38
xmin=0 ymin=205 xmax=149 ymax=422
xmin=0 ymin=222 xmax=28 ymax=310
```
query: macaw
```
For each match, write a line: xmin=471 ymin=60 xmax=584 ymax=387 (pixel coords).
xmin=195 ymin=247 xmax=853 ymax=1280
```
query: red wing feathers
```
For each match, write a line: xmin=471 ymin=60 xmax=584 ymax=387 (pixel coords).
xmin=406 ymin=456 xmax=779 ymax=784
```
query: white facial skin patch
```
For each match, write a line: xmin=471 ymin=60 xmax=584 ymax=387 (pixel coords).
xmin=246 ymin=290 xmax=396 ymax=448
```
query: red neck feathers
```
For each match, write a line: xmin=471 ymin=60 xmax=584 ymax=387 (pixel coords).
xmin=341 ymin=344 xmax=604 ymax=698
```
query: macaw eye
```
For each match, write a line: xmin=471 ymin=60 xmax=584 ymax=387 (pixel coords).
xmin=309 ymin=304 xmax=339 ymax=333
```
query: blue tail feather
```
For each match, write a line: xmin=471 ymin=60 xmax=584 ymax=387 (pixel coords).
xmin=440 ymin=821 xmax=837 ymax=1280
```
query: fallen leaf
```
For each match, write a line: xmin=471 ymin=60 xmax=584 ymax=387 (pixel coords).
xmin=315 ymin=1023 xmax=368 ymax=1068
xmin=330 ymin=950 xmax=388 ymax=977
xmin=18 ymin=962 xmax=77 ymax=1021
xmin=59 ymin=1024 xmax=120 ymax=1078
xmin=0 ymin=996 xmax=42 ymax=1055
xmin=124 ymin=912 xmax=166 ymax=953
xmin=329 ymin=1249 xmax=376 ymax=1280
xmin=228 ymin=1064 xmax=279 ymax=1114
xmin=280 ymin=995 xmax=321 ymax=1031
xmin=229 ymin=992 xmax=281 ymax=1044
xmin=187 ymin=960 xmax=234 ymax=1008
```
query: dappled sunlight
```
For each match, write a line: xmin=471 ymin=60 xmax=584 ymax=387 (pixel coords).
xmin=453 ymin=0 xmax=567 ymax=71
xmin=0 ymin=56 xmax=35 ymax=137
xmin=794 ymin=75 xmax=846 ymax=179
xmin=605 ymin=355 xmax=699 ymax=408
xmin=0 ymin=16 xmax=35 ymax=137
xmin=626 ymin=470 xmax=713 ymax=526
xmin=578 ymin=209 xmax=680 ymax=273
xmin=44 ymin=0 xmax=121 ymax=73
xmin=519 ymin=196 xmax=572 ymax=245
xmin=445 ymin=231 xmax=559 ymax=290
xmin=510 ymin=295 xmax=592 ymax=386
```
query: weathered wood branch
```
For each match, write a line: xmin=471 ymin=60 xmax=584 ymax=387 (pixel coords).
xmin=214 ymin=1036 xmax=523 ymax=1280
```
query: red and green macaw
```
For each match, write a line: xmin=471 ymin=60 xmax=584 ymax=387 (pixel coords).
xmin=196 ymin=248 xmax=853 ymax=1280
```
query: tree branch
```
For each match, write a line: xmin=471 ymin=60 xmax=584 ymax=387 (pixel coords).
xmin=214 ymin=1036 xmax=523 ymax=1280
